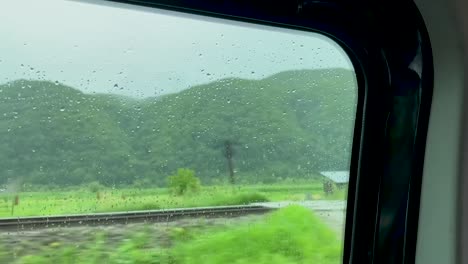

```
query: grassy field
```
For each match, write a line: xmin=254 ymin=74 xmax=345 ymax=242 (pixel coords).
xmin=0 ymin=182 xmax=346 ymax=217
xmin=7 ymin=206 xmax=342 ymax=264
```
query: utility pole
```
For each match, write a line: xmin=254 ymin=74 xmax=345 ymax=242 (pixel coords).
xmin=224 ymin=140 xmax=235 ymax=184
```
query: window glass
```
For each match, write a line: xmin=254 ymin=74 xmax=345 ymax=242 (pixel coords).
xmin=0 ymin=1 xmax=357 ymax=263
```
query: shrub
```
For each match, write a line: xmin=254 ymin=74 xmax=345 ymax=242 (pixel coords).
xmin=167 ymin=168 xmax=201 ymax=195
xmin=219 ymin=192 xmax=269 ymax=205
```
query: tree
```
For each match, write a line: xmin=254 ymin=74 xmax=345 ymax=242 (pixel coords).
xmin=167 ymin=169 xmax=201 ymax=195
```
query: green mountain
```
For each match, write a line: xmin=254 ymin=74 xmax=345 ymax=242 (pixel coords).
xmin=0 ymin=69 xmax=356 ymax=187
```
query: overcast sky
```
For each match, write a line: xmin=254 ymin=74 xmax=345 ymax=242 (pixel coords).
xmin=0 ymin=0 xmax=353 ymax=98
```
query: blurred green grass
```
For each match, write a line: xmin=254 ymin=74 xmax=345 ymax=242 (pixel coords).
xmin=16 ymin=206 xmax=342 ymax=264
xmin=0 ymin=182 xmax=346 ymax=217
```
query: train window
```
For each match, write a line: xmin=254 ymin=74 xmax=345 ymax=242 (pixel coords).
xmin=0 ymin=0 xmax=358 ymax=263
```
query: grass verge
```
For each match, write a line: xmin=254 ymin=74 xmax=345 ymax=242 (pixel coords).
xmin=0 ymin=182 xmax=345 ymax=217
xmin=17 ymin=206 xmax=342 ymax=264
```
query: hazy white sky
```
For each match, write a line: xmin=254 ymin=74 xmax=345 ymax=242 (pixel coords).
xmin=0 ymin=0 xmax=353 ymax=98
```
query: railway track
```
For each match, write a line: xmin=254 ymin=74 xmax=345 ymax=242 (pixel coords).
xmin=0 ymin=205 xmax=274 ymax=231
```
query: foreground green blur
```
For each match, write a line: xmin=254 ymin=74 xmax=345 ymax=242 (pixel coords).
xmin=8 ymin=206 xmax=341 ymax=264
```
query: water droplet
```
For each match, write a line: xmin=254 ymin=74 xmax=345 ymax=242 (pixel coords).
xmin=60 ymin=108 xmax=65 ymax=112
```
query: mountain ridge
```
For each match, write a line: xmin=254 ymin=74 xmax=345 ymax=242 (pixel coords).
xmin=0 ymin=68 xmax=357 ymax=186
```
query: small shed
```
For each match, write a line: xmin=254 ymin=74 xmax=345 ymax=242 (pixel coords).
xmin=320 ymin=171 xmax=349 ymax=189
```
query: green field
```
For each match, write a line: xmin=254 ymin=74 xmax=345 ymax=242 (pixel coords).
xmin=4 ymin=206 xmax=342 ymax=264
xmin=0 ymin=182 xmax=345 ymax=217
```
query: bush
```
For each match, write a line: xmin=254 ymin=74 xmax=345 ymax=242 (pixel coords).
xmin=216 ymin=192 xmax=269 ymax=205
xmin=167 ymin=169 xmax=201 ymax=195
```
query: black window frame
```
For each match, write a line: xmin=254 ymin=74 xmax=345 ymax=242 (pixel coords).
xmin=94 ymin=0 xmax=434 ymax=263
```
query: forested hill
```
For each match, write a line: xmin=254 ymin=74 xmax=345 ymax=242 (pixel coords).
xmin=0 ymin=68 xmax=356 ymax=187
